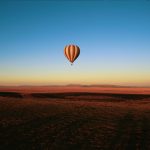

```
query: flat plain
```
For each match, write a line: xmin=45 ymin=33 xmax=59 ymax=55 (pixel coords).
xmin=0 ymin=86 xmax=150 ymax=150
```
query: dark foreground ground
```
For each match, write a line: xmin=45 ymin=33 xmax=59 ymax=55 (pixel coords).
xmin=0 ymin=92 xmax=150 ymax=150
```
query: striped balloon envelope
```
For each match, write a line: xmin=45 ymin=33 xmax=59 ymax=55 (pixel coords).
xmin=64 ymin=44 xmax=80 ymax=65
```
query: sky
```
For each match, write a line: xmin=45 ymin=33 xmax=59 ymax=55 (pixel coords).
xmin=0 ymin=0 xmax=150 ymax=86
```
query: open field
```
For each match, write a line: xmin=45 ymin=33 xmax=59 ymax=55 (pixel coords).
xmin=0 ymin=86 xmax=150 ymax=94
xmin=0 ymin=86 xmax=150 ymax=150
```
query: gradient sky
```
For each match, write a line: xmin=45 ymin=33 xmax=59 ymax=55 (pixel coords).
xmin=0 ymin=0 xmax=150 ymax=86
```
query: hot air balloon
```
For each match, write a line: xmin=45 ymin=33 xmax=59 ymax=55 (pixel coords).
xmin=64 ymin=44 xmax=80 ymax=65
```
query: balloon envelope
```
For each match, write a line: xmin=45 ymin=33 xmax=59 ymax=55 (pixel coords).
xmin=64 ymin=45 xmax=80 ymax=64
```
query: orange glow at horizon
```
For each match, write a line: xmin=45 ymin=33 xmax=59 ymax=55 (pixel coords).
xmin=0 ymin=70 xmax=150 ymax=87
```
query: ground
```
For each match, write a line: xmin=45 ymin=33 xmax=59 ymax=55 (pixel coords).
xmin=0 ymin=86 xmax=150 ymax=150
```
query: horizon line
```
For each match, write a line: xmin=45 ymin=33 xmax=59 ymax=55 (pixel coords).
xmin=0 ymin=84 xmax=150 ymax=88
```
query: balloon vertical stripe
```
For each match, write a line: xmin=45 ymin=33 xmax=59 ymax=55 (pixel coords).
xmin=70 ymin=45 xmax=74 ymax=62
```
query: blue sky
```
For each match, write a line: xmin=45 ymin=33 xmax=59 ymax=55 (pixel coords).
xmin=0 ymin=0 xmax=150 ymax=86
